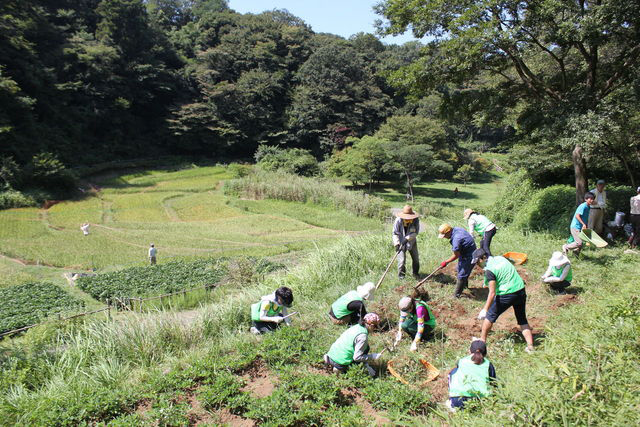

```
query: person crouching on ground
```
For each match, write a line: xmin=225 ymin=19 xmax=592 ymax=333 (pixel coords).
xmin=464 ymin=209 xmax=497 ymax=256
xmin=541 ymin=251 xmax=572 ymax=294
xmin=392 ymin=205 xmax=420 ymax=279
xmin=329 ymin=282 xmax=375 ymax=325
xmin=563 ymin=192 xmax=595 ymax=256
xmin=473 ymin=248 xmax=534 ymax=353
xmin=438 ymin=223 xmax=477 ymax=298
xmin=394 ymin=293 xmax=436 ymax=352
xmin=250 ymin=287 xmax=294 ymax=334
xmin=324 ymin=313 xmax=382 ymax=377
xmin=446 ymin=340 xmax=496 ymax=411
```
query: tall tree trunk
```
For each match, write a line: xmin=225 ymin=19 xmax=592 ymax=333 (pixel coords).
xmin=573 ymin=145 xmax=588 ymax=204
xmin=619 ymin=155 xmax=637 ymax=189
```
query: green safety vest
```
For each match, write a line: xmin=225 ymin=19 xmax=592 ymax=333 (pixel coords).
xmin=327 ymin=324 xmax=368 ymax=366
xmin=331 ymin=290 xmax=363 ymax=319
xmin=448 ymin=355 xmax=492 ymax=398
xmin=251 ymin=297 xmax=282 ymax=321
xmin=552 ymin=265 xmax=572 ymax=282
xmin=471 ymin=214 xmax=493 ymax=236
xmin=408 ymin=300 xmax=436 ymax=329
xmin=484 ymin=256 xmax=525 ymax=295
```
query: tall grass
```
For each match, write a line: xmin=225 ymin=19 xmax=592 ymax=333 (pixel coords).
xmin=224 ymin=169 xmax=390 ymax=219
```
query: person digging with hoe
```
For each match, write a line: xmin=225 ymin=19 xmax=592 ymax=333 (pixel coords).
xmin=473 ymin=249 xmax=534 ymax=353
xmin=541 ymin=251 xmax=573 ymax=294
xmin=438 ymin=223 xmax=477 ymax=298
xmin=329 ymin=282 xmax=375 ymax=325
xmin=446 ymin=340 xmax=496 ymax=412
xmin=394 ymin=292 xmax=436 ymax=352
xmin=563 ymin=192 xmax=595 ymax=256
xmin=250 ymin=287 xmax=294 ymax=334
xmin=324 ymin=313 xmax=383 ymax=377
xmin=464 ymin=209 xmax=497 ymax=256
xmin=392 ymin=205 xmax=420 ymax=280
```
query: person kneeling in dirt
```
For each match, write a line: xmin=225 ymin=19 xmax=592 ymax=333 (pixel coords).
xmin=446 ymin=340 xmax=496 ymax=411
xmin=394 ymin=293 xmax=436 ymax=352
xmin=329 ymin=282 xmax=375 ymax=325
xmin=250 ymin=287 xmax=294 ymax=334
xmin=438 ymin=223 xmax=477 ymax=298
xmin=324 ymin=313 xmax=382 ymax=377
xmin=473 ymin=249 xmax=535 ymax=353
xmin=541 ymin=251 xmax=572 ymax=294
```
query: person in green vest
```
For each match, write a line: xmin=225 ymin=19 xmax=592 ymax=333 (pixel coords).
xmin=250 ymin=287 xmax=294 ymax=335
xmin=541 ymin=251 xmax=572 ymax=294
xmin=329 ymin=282 xmax=375 ymax=325
xmin=446 ymin=340 xmax=496 ymax=411
xmin=464 ymin=208 xmax=497 ymax=256
xmin=472 ymin=248 xmax=535 ymax=353
xmin=323 ymin=312 xmax=382 ymax=377
xmin=394 ymin=293 xmax=436 ymax=352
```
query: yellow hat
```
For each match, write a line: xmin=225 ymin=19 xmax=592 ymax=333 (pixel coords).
xmin=463 ymin=208 xmax=474 ymax=220
xmin=438 ymin=223 xmax=452 ymax=238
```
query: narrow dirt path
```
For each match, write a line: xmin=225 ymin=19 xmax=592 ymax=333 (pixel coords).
xmin=162 ymin=194 xmax=186 ymax=222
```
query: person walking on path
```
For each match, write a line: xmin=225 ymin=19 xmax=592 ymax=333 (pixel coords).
xmin=250 ymin=287 xmax=294 ymax=334
xmin=563 ymin=192 xmax=595 ymax=256
xmin=394 ymin=294 xmax=436 ymax=352
xmin=473 ymin=249 xmax=534 ymax=353
xmin=148 ymin=244 xmax=157 ymax=265
xmin=329 ymin=282 xmax=375 ymax=325
xmin=80 ymin=222 xmax=90 ymax=236
xmin=324 ymin=313 xmax=382 ymax=377
xmin=464 ymin=209 xmax=497 ymax=256
xmin=630 ymin=187 xmax=640 ymax=249
xmin=446 ymin=340 xmax=496 ymax=411
xmin=588 ymin=180 xmax=607 ymax=236
xmin=438 ymin=223 xmax=477 ymax=298
xmin=541 ymin=251 xmax=572 ymax=293
xmin=392 ymin=205 xmax=421 ymax=279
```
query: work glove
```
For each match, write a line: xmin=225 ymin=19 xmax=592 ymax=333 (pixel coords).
xmin=410 ymin=341 xmax=418 ymax=352
xmin=273 ymin=316 xmax=284 ymax=323
xmin=394 ymin=330 xmax=402 ymax=345
xmin=368 ymin=353 xmax=382 ymax=361
xmin=440 ymin=261 xmax=448 ymax=268
xmin=477 ymin=309 xmax=487 ymax=320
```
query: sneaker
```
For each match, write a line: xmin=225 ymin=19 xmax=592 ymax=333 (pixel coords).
xmin=525 ymin=346 xmax=535 ymax=354
xmin=332 ymin=367 xmax=341 ymax=374
xmin=323 ymin=354 xmax=330 ymax=365
xmin=250 ymin=326 xmax=260 ymax=335
xmin=445 ymin=399 xmax=457 ymax=413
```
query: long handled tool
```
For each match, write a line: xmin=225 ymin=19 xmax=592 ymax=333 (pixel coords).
xmin=282 ymin=311 xmax=299 ymax=320
xmin=413 ymin=265 xmax=443 ymax=290
xmin=375 ymin=249 xmax=402 ymax=290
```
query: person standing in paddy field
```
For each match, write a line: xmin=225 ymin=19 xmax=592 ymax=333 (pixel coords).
xmin=148 ymin=243 xmax=157 ymax=265
xmin=80 ymin=222 xmax=90 ymax=236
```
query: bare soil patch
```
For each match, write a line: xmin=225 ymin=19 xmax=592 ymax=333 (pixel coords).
xmin=240 ymin=359 xmax=277 ymax=398
xmin=341 ymin=388 xmax=391 ymax=426
xmin=216 ymin=408 xmax=255 ymax=427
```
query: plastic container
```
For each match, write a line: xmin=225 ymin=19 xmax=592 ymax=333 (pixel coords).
xmin=615 ymin=211 xmax=625 ymax=227
xmin=502 ymin=252 xmax=528 ymax=265
xmin=579 ymin=229 xmax=608 ymax=248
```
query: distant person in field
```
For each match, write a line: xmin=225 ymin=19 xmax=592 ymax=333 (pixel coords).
xmin=438 ymin=223 xmax=477 ymax=298
xmin=80 ymin=222 xmax=90 ymax=236
xmin=324 ymin=312 xmax=382 ymax=377
xmin=464 ymin=209 xmax=497 ymax=256
xmin=329 ymin=282 xmax=375 ymax=325
xmin=563 ymin=192 xmax=595 ymax=256
xmin=148 ymin=244 xmax=157 ymax=265
xmin=250 ymin=287 xmax=294 ymax=334
xmin=446 ymin=340 xmax=496 ymax=411
xmin=394 ymin=292 xmax=436 ymax=352
xmin=541 ymin=251 xmax=572 ymax=294
xmin=392 ymin=205 xmax=420 ymax=280
xmin=473 ymin=248 xmax=534 ymax=353
xmin=588 ymin=179 xmax=607 ymax=236
xmin=630 ymin=186 xmax=640 ymax=249
xmin=454 ymin=187 xmax=459 ymax=198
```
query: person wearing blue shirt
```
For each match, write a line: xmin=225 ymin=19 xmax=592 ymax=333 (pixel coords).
xmin=563 ymin=192 xmax=595 ymax=256
xmin=438 ymin=223 xmax=477 ymax=298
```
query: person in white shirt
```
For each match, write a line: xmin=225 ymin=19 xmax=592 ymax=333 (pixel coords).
xmin=588 ymin=179 xmax=607 ymax=235
xmin=464 ymin=209 xmax=497 ymax=256
xmin=149 ymin=244 xmax=157 ymax=265
xmin=80 ymin=223 xmax=90 ymax=236
xmin=630 ymin=187 xmax=640 ymax=249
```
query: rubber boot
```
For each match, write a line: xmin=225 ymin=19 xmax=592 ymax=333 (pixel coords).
xmin=454 ymin=278 xmax=468 ymax=298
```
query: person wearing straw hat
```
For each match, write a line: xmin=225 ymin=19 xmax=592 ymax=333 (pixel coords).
xmin=329 ymin=282 xmax=375 ymax=325
xmin=438 ymin=223 xmax=477 ymax=298
xmin=394 ymin=293 xmax=436 ymax=352
xmin=446 ymin=340 xmax=496 ymax=411
xmin=250 ymin=287 xmax=294 ymax=334
xmin=464 ymin=209 xmax=497 ymax=256
xmin=392 ymin=205 xmax=421 ymax=279
xmin=541 ymin=251 xmax=572 ymax=293
xmin=588 ymin=179 xmax=607 ymax=236
xmin=324 ymin=313 xmax=382 ymax=377
xmin=472 ymin=248 xmax=534 ymax=353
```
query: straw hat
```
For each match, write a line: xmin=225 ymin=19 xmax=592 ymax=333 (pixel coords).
xmin=356 ymin=282 xmax=375 ymax=301
xmin=396 ymin=205 xmax=419 ymax=220
xmin=398 ymin=296 xmax=413 ymax=312
xmin=463 ymin=208 xmax=475 ymax=220
xmin=438 ymin=223 xmax=452 ymax=238
xmin=549 ymin=251 xmax=570 ymax=268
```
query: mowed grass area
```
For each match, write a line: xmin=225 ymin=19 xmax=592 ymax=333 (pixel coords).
xmin=0 ymin=166 xmax=382 ymax=278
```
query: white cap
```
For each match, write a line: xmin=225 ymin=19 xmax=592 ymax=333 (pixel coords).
xmin=356 ymin=282 xmax=375 ymax=301
xmin=549 ymin=251 xmax=570 ymax=268
xmin=398 ymin=296 xmax=413 ymax=312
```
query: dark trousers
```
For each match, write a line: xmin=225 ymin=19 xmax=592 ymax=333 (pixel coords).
xmin=252 ymin=320 xmax=281 ymax=334
xmin=631 ymin=214 xmax=640 ymax=248
xmin=480 ymin=228 xmax=496 ymax=256
xmin=328 ymin=308 xmax=361 ymax=325
xmin=548 ymin=280 xmax=571 ymax=292
xmin=401 ymin=316 xmax=434 ymax=340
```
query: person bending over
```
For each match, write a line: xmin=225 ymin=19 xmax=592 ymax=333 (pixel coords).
xmin=250 ymin=287 xmax=293 ymax=334
xmin=394 ymin=293 xmax=436 ymax=352
xmin=329 ymin=282 xmax=375 ymax=325
xmin=541 ymin=251 xmax=572 ymax=294
xmin=438 ymin=223 xmax=477 ymax=298
xmin=324 ymin=313 xmax=382 ymax=377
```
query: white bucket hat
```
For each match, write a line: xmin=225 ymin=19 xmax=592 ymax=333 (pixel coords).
xmin=356 ymin=282 xmax=375 ymax=301
xmin=549 ymin=251 xmax=570 ymax=268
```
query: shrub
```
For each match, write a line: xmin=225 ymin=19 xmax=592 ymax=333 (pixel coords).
xmin=512 ymin=184 xmax=575 ymax=234
xmin=255 ymin=145 xmax=319 ymax=177
xmin=25 ymin=152 xmax=76 ymax=193
xmin=227 ymin=163 xmax=252 ymax=178
xmin=489 ymin=169 xmax=536 ymax=225
xmin=0 ymin=190 xmax=38 ymax=210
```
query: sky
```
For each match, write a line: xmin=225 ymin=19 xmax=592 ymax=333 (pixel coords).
xmin=227 ymin=0 xmax=421 ymax=45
